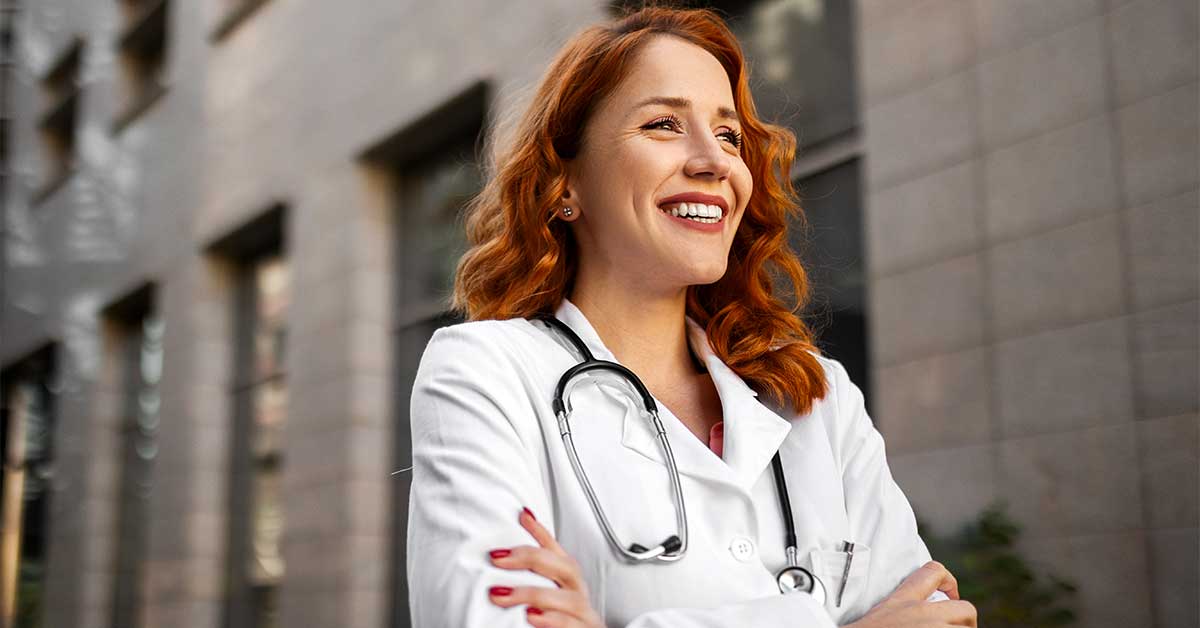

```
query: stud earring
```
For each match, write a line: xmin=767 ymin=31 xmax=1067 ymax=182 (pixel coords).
xmin=562 ymin=207 xmax=574 ymax=217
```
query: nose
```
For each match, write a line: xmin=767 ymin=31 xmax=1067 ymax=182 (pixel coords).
xmin=683 ymin=131 xmax=733 ymax=181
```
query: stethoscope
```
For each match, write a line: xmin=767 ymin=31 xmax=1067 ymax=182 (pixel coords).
xmin=533 ymin=314 xmax=827 ymax=603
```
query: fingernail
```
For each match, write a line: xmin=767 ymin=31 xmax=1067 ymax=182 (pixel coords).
xmin=489 ymin=549 xmax=511 ymax=559
xmin=526 ymin=607 xmax=544 ymax=615
xmin=489 ymin=586 xmax=513 ymax=597
xmin=522 ymin=506 xmax=537 ymax=521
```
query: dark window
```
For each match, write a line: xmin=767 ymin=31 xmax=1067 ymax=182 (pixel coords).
xmin=359 ymin=81 xmax=486 ymax=628
xmin=0 ymin=345 xmax=58 ymax=628
xmin=103 ymin=284 xmax=161 ymax=628
xmin=208 ymin=205 xmax=288 ymax=628
xmin=34 ymin=37 xmax=83 ymax=204
xmin=792 ymin=160 xmax=869 ymax=394
xmin=112 ymin=0 xmax=170 ymax=133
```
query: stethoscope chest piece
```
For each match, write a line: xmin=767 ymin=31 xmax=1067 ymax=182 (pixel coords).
xmin=777 ymin=564 xmax=826 ymax=604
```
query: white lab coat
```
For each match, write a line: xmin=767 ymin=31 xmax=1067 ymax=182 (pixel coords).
xmin=407 ymin=298 xmax=947 ymax=627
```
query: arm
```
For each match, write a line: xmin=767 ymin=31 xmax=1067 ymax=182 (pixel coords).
xmin=827 ymin=359 xmax=949 ymax=616
xmin=407 ymin=324 xmax=838 ymax=628
xmin=407 ymin=324 xmax=562 ymax=628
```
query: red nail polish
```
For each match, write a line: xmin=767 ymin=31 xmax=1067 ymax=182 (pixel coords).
xmin=489 ymin=549 xmax=511 ymax=559
xmin=522 ymin=506 xmax=537 ymax=521
xmin=526 ymin=607 xmax=544 ymax=615
xmin=489 ymin=586 xmax=513 ymax=596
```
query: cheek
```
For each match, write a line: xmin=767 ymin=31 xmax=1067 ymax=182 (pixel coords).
xmin=732 ymin=162 xmax=753 ymax=209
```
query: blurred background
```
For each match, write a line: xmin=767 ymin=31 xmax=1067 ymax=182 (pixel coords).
xmin=0 ymin=1 xmax=1195 ymax=627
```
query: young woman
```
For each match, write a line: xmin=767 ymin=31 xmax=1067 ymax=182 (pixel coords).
xmin=406 ymin=7 xmax=975 ymax=628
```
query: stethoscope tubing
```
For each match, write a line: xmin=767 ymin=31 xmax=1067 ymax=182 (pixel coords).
xmin=533 ymin=314 xmax=822 ymax=598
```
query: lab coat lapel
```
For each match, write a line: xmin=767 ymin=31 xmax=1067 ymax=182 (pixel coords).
xmin=686 ymin=317 xmax=792 ymax=492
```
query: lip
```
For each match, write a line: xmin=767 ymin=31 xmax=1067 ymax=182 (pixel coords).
xmin=656 ymin=192 xmax=730 ymax=215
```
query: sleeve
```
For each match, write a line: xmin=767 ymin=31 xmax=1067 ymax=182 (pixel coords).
xmin=827 ymin=359 xmax=947 ymax=620
xmin=406 ymin=324 xmax=839 ymax=628
xmin=407 ymin=324 xmax=561 ymax=628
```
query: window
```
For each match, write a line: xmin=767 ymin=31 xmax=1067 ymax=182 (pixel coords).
xmin=34 ymin=37 xmax=83 ymax=204
xmin=359 ymin=81 xmax=487 ymax=628
xmin=102 ymin=284 xmax=161 ymax=628
xmin=1 ymin=0 xmax=18 ymax=212
xmin=207 ymin=205 xmax=288 ymax=628
xmin=112 ymin=0 xmax=169 ymax=133
xmin=0 ymin=344 xmax=58 ymax=628
xmin=790 ymin=160 xmax=869 ymax=392
xmin=210 ymin=0 xmax=272 ymax=42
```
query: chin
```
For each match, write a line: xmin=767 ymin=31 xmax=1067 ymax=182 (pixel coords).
xmin=684 ymin=262 xmax=729 ymax=286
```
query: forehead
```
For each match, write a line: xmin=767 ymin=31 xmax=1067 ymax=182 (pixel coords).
xmin=600 ymin=35 xmax=737 ymax=119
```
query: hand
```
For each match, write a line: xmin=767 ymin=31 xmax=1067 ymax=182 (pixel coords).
xmin=487 ymin=507 xmax=604 ymax=628
xmin=845 ymin=561 xmax=977 ymax=628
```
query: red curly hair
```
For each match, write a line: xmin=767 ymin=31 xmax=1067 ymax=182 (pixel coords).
xmin=451 ymin=4 xmax=829 ymax=414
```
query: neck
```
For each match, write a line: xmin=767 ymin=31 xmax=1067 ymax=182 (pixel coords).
xmin=568 ymin=273 xmax=701 ymax=389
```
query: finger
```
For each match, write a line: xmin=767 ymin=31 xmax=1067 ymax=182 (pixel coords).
xmin=488 ymin=585 xmax=588 ymax=617
xmin=942 ymin=600 xmax=977 ymax=627
xmin=526 ymin=607 xmax=589 ymax=628
xmin=520 ymin=507 xmax=568 ymax=557
xmin=490 ymin=546 xmax=585 ymax=591
xmin=891 ymin=561 xmax=954 ymax=602
xmin=937 ymin=568 xmax=960 ymax=600
xmin=918 ymin=599 xmax=977 ymax=627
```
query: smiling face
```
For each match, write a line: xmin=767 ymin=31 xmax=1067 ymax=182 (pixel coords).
xmin=561 ymin=34 xmax=753 ymax=294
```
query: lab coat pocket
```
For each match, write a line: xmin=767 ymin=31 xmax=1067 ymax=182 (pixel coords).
xmin=810 ymin=543 xmax=872 ymax=617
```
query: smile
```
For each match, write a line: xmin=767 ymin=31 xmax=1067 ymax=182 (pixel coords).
xmin=660 ymin=202 xmax=723 ymax=222
xmin=658 ymin=202 xmax=725 ymax=232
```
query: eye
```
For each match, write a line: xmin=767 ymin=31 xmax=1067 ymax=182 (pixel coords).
xmin=644 ymin=114 xmax=683 ymax=132
xmin=719 ymin=128 xmax=743 ymax=150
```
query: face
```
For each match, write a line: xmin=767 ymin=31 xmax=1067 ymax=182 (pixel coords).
xmin=562 ymin=35 xmax=753 ymax=293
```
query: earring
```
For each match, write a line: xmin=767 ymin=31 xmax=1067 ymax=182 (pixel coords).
xmin=562 ymin=207 xmax=574 ymax=217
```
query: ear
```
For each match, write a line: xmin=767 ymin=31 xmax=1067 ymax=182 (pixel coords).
xmin=560 ymin=161 xmax=582 ymax=220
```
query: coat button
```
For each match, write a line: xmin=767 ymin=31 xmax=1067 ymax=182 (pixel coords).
xmin=729 ymin=536 xmax=756 ymax=562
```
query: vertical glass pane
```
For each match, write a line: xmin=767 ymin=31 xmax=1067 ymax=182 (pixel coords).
xmin=9 ymin=377 xmax=52 ymax=628
xmin=398 ymin=137 xmax=480 ymax=305
xmin=249 ymin=466 xmax=284 ymax=584
xmin=253 ymin=256 xmax=289 ymax=380
xmin=790 ymin=160 xmax=869 ymax=398
xmin=113 ymin=312 xmax=163 ymax=628
xmin=252 ymin=378 xmax=287 ymax=458
xmin=718 ymin=0 xmax=857 ymax=145
xmin=252 ymin=584 xmax=279 ymax=628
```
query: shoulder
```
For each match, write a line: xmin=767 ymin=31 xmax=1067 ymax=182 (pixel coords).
xmin=418 ymin=318 xmax=536 ymax=372
xmin=410 ymin=318 xmax=550 ymax=435
xmin=415 ymin=316 xmax=561 ymax=386
xmin=801 ymin=350 xmax=855 ymax=411
xmin=797 ymin=351 xmax=872 ymax=459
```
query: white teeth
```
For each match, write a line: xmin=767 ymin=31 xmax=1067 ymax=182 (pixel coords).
xmin=660 ymin=202 xmax=724 ymax=223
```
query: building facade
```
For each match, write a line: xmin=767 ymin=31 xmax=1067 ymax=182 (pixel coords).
xmin=0 ymin=1 xmax=1195 ymax=628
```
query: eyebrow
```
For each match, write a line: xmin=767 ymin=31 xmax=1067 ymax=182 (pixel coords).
xmin=633 ymin=96 xmax=739 ymax=123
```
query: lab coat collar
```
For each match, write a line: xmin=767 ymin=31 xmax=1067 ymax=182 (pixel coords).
xmin=552 ymin=298 xmax=792 ymax=493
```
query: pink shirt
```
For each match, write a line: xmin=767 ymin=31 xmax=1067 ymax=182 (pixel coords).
xmin=708 ymin=421 xmax=725 ymax=459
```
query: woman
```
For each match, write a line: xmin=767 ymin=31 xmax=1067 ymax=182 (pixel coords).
xmin=406 ymin=6 xmax=976 ymax=628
